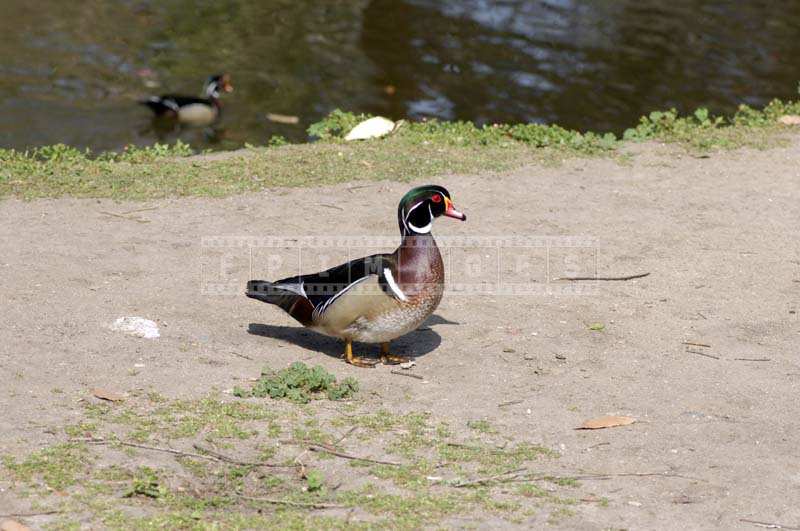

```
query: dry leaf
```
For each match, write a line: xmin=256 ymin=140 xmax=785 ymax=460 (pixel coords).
xmin=92 ymin=388 xmax=124 ymax=402
xmin=1 ymin=520 xmax=32 ymax=531
xmin=578 ymin=415 xmax=636 ymax=430
xmin=266 ymin=113 xmax=300 ymax=125
xmin=778 ymin=115 xmax=800 ymax=125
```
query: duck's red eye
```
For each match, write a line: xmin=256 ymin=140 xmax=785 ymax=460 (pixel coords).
xmin=431 ymin=194 xmax=442 ymax=203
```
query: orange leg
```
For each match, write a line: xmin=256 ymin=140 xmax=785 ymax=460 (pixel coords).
xmin=380 ymin=342 xmax=410 ymax=365
xmin=345 ymin=339 xmax=378 ymax=368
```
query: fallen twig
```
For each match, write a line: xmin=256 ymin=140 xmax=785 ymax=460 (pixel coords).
xmin=555 ymin=272 xmax=650 ymax=281
xmin=451 ymin=468 xmax=701 ymax=488
xmin=238 ymin=495 xmax=344 ymax=509
xmin=76 ymin=438 xmax=217 ymax=461
xmin=98 ymin=211 xmax=150 ymax=223
xmin=390 ymin=370 xmax=423 ymax=380
xmin=75 ymin=438 xmax=296 ymax=468
xmin=0 ymin=510 xmax=62 ymax=518
xmin=346 ymin=184 xmax=372 ymax=193
xmin=452 ymin=468 xmax=527 ymax=488
xmin=306 ymin=443 xmax=402 ymax=466
xmin=335 ymin=426 xmax=358 ymax=445
xmin=192 ymin=444 xmax=298 ymax=468
xmin=120 ymin=206 xmax=159 ymax=215
xmin=740 ymin=518 xmax=800 ymax=530
xmin=498 ymin=399 xmax=524 ymax=408
xmin=565 ymin=471 xmax=704 ymax=482
xmin=735 ymin=358 xmax=771 ymax=362
xmin=686 ymin=348 xmax=720 ymax=360
xmin=682 ymin=341 xmax=711 ymax=348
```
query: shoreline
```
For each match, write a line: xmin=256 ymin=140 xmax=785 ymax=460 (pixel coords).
xmin=2 ymin=98 xmax=800 ymax=200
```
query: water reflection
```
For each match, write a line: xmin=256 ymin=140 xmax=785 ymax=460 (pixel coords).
xmin=1 ymin=0 xmax=799 ymax=152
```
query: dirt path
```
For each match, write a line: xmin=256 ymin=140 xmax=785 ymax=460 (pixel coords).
xmin=1 ymin=139 xmax=799 ymax=529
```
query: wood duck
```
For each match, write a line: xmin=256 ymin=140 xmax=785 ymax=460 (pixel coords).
xmin=139 ymin=74 xmax=233 ymax=126
xmin=246 ymin=185 xmax=466 ymax=367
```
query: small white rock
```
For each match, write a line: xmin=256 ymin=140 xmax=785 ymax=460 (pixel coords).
xmin=111 ymin=317 xmax=160 ymax=339
xmin=344 ymin=117 xmax=396 ymax=141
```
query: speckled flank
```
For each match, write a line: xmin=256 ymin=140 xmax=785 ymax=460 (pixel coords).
xmin=346 ymin=280 xmax=443 ymax=343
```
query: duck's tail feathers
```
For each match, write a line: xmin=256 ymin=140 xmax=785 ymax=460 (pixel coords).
xmin=246 ymin=280 xmax=314 ymax=325
xmin=139 ymin=97 xmax=176 ymax=115
xmin=246 ymin=280 xmax=290 ymax=303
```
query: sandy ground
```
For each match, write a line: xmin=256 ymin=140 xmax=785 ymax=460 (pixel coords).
xmin=1 ymin=138 xmax=799 ymax=529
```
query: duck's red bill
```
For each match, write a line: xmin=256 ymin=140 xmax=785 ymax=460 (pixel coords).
xmin=444 ymin=198 xmax=466 ymax=221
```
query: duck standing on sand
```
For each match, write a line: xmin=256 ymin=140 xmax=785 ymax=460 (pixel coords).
xmin=140 ymin=74 xmax=233 ymax=127
xmin=246 ymin=185 xmax=466 ymax=367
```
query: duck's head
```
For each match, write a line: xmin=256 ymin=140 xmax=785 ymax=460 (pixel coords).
xmin=205 ymin=73 xmax=234 ymax=99
xmin=398 ymin=185 xmax=466 ymax=235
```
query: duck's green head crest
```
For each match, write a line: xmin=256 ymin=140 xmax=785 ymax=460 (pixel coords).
xmin=398 ymin=185 xmax=466 ymax=235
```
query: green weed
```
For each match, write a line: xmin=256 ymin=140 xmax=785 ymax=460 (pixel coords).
xmin=233 ymin=362 xmax=358 ymax=403
xmin=124 ymin=467 xmax=168 ymax=499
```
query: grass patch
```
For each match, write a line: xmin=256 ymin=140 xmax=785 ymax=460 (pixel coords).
xmin=233 ymin=362 xmax=358 ymax=403
xmin=86 ymin=395 xmax=274 ymax=442
xmin=2 ymin=442 xmax=90 ymax=491
xmin=466 ymin=419 xmax=495 ymax=434
xmin=3 ymin=393 xmax=587 ymax=529
xmin=2 ymin=96 xmax=799 ymax=200
xmin=438 ymin=442 xmax=557 ymax=475
xmin=341 ymin=486 xmax=464 ymax=528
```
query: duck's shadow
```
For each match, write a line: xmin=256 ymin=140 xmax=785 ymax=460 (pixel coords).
xmin=247 ymin=314 xmax=458 ymax=360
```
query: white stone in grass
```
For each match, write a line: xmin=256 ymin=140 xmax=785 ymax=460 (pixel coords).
xmin=344 ymin=117 xmax=397 ymax=141
xmin=111 ymin=317 xmax=160 ymax=339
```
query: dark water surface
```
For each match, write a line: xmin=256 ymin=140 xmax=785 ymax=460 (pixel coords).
xmin=2 ymin=0 xmax=799 ymax=152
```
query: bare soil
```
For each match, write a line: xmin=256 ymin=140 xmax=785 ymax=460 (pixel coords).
xmin=1 ymin=138 xmax=799 ymax=529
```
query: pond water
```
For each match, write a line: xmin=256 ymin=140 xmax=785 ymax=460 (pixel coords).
xmin=2 ymin=0 xmax=799 ymax=152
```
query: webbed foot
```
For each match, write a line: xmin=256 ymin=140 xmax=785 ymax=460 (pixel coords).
xmin=344 ymin=340 xmax=378 ymax=368
xmin=380 ymin=342 xmax=411 ymax=365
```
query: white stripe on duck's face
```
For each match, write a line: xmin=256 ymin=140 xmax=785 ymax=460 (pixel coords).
xmin=205 ymin=81 xmax=220 ymax=99
xmin=403 ymin=201 xmax=433 ymax=234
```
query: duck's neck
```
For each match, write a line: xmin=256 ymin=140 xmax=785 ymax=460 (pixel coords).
xmin=395 ymin=232 xmax=442 ymax=292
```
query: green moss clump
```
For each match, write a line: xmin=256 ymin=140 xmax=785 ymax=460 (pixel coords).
xmin=123 ymin=466 xmax=168 ymax=499
xmin=307 ymin=109 xmax=373 ymax=140
xmin=233 ymin=362 xmax=358 ymax=403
